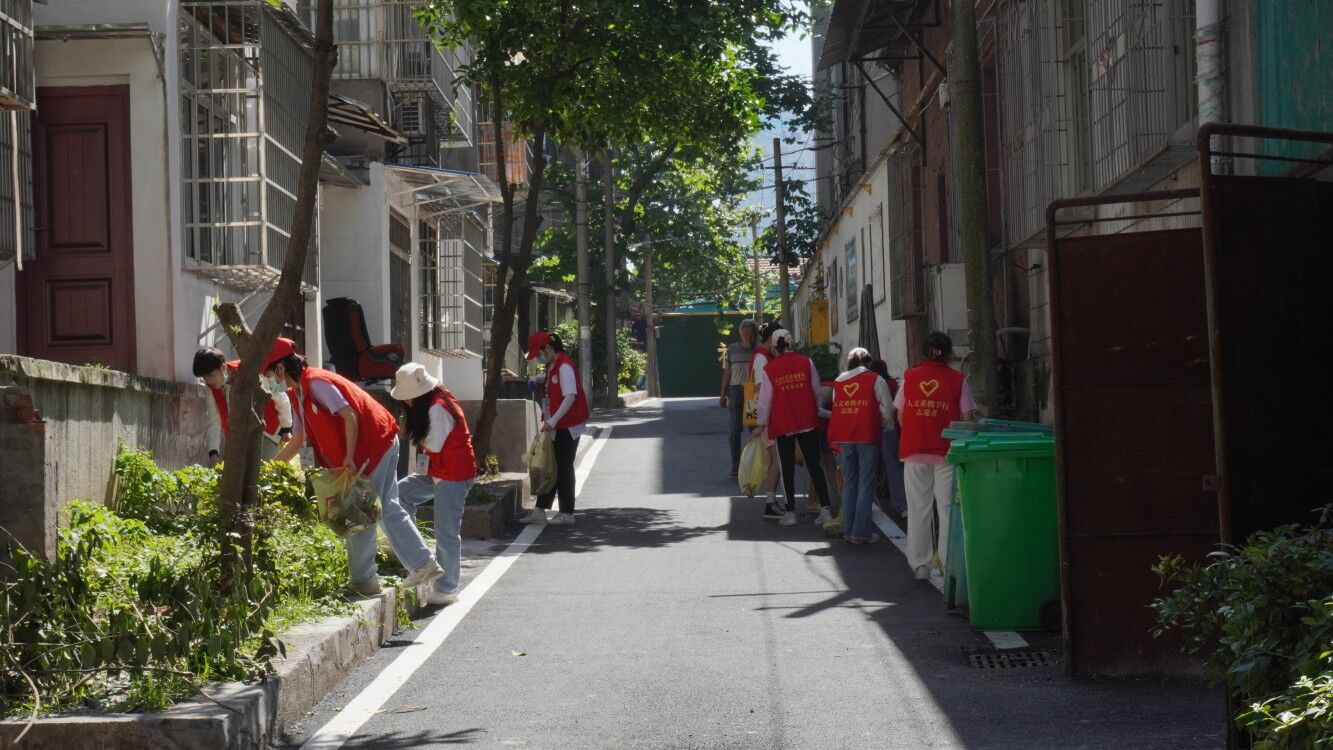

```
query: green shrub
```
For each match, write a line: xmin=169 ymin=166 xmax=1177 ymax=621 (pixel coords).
xmin=1153 ymin=508 xmax=1333 ymax=747
xmin=1 ymin=448 xmax=363 ymax=717
xmin=552 ymin=319 xmax=647 ymax=393
xmin=797 ymin=341 xmax=843 ymax=381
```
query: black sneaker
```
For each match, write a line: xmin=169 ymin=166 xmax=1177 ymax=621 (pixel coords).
xmin=762 ymin=501 xmax=784 ymax=519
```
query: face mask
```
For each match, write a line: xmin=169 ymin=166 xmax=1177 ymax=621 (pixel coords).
xmin=538 ymin=352 xmax=553 ymax=365
xmin=261 ymin=375 xmax=284 ymax=395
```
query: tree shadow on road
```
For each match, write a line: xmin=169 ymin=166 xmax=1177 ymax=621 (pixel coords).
xmin=521 ymin=507 xmax=716 ymax=555
xmin=341 ymin=727 xmax=484 ymax=747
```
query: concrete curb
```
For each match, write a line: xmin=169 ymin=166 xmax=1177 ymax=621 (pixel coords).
xmin=0 ymin=583 xmax=437 ymax=749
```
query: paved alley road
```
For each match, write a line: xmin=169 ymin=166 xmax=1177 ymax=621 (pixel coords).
xmin=282 ymin=399 xmax=1223 ymax=750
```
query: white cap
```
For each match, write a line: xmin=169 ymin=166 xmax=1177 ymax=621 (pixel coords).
xmin=772 ymin=328 xmax=792 ymax=344
xmin=389 ymin=362 xmax=440 ymax=401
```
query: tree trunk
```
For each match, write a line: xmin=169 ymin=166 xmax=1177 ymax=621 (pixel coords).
xmin=214 ymin=0 xmax=337 ymax=583
xmin=952 ymin=0 xmax=1000 ymax=414
xmin=472 ymin=125 xmax=549 ymax=464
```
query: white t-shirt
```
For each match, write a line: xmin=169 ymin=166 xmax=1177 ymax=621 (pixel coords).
xmin=531 ymin=361 xmax=587 ymax=440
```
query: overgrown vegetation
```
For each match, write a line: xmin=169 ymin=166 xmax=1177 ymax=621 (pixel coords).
xmin=798 ymin=341 xmax=842 ymax=382
xmin=0 ymin=447 xmax=397 ymax=718
xmin=1153 ymin=508 xmax=1333 ymax=748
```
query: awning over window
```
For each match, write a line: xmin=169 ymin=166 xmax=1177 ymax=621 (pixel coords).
xmin=387 ymin=164 xmax=502 ymax=217
xmin=328 ymin=93 xmax=406 ymax=144
xmin=816 ymin=0 xmax=921 ymax=71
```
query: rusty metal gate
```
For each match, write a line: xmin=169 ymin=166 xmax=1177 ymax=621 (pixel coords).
xmin=1046 ymin=190 xmax=1218 ymax=677
xmin=1198 ymin=123 xmax=1333 ymax=546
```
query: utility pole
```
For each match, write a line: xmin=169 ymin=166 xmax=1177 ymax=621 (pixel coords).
xmin=574 ymin=145 xmax=592 ymax=395
xmin=952 ymin=0 xmax=999 ymax=414
xmin=749 ymin=215 xmax=762 ymax=320
xmin=773 ymin=137 xmax=790 ymax=327
xmin=643 ymin=235 xmax=660 ymax=398
xmin=603 ymin=146 xmax=617 ymax=406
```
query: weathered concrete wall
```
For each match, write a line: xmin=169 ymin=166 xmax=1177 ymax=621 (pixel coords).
xmin=0 ymin=355 xmax=210 ymax=560
xmin=459 ymin=398 xmax=540 ymax=473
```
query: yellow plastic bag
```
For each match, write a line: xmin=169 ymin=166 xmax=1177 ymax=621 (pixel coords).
xmin=308 ymin=467 xmax=382 ymax=538
xmin=527 ymin=432 xmax=557 ymax=496
xmin=742 ymin=381 xmax=760 ymax=427
xmin=738 ymin=439 xmax=770 ymax=497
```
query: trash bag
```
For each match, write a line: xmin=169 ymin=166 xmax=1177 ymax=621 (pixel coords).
xmin=308 ymin=467 xmax=382 ymax=538
xmin=738 ymin=439 xmax=770 ymax=498
xmin=527 ymin=432 xmax=557 ymax=496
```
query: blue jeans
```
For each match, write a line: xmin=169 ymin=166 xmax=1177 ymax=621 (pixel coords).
xmin=345 ymin=437 xmax=435 ymax=585
xmin=838 ymin=442 xmax=880 ymax=540
xmin=398 ymin=473 xmax=473 ymax=596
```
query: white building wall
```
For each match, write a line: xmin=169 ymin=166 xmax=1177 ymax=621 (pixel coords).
xmin=319 ymin=174 xmax=390 ymax=354
xmin=816 ymin=155 xmax=914 ymax=378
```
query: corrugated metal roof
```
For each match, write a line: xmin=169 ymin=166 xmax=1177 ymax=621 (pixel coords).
xmin=816 ymin=0 xmax=922 ymax=71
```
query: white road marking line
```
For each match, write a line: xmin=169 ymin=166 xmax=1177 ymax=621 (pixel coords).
xmin=983 ymin=630 xmax=1029 ymax=649
xmin=300 ymin=427 xmax=613 ymax=750
xmin=870 ymin=504 xmax=1028 ymax=649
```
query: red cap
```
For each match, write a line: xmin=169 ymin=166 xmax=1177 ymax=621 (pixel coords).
xmin=261 ymin=337 xmax=297 ymax=372
xmin=525 ymin=331 xmax=552 ymax=361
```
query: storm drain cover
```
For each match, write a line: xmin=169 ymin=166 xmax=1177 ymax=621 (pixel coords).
xmin=968 ymin=651 xmax=1057 ymax=669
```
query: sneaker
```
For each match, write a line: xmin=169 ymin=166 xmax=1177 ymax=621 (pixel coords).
xmin=548 ymin=512 xmax=576 ymax=526
xmin=346 ymin=577 xmax=383 ymax=596
xmin=402 ymin=558 xmax=445 ymax=589
xmin=521 ymin=508 xmax=548 ymax=524
xmin=815 ymin=508 xmax=833 ymax=525
xmin=914 ymin=565 xmax=932 ymax=580
xmin=425 ymin=590 xmax=459 ymax=606
xmin=779 ymin=511 xmax=798 ymax=526
xmin=762 ymin=502 xmax=784 ymax=519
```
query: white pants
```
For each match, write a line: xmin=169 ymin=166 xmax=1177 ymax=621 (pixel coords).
xmin=903 ymin=461 xmax=955 ymax=571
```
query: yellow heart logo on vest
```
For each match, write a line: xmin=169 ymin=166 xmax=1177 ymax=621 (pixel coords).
xmin=842 ymin=382 xmax=860 ymax=397
xmin=919 ymin=379 xmax=940 ymax=397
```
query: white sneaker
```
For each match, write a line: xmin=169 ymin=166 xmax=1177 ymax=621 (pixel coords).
xmin=402 ymin=558 xmax=445 ymax=589
xmin=779 ymin=511 xmax=798 ymax=526
xmin=347 ymin=577 xmax=383 ymax=596
xmin=425 ymin=590 xmax=459 ymax=606
xmin=914 ymin=566 xmax=932 ymax=580
xmin=815 ymin=508 xmax=833 ymax=525
xmin=548 ymin=512 xmax=576 ymax=526
xmin=521 ymin=508 xmax=548 ymax=524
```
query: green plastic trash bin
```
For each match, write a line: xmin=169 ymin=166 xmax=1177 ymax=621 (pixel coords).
xmin=947 ymin=433 xmax=1059 ymax=630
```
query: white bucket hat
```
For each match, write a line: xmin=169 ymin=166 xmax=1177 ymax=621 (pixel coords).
xmin=390 ymin=362 xmax=440 ymax=401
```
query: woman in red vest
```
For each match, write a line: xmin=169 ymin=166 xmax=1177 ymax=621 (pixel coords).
xmin=830 ymin=347 xmax=894 ymax=544
xmin=520 ymin=331 xmax=589 ymax=526
xmin=192 ymin=346 xmax=293 ymax=465
xmin=895 ymin=331 xmax=979 ymax=579
xmin=755 ymin=329 xmax=834 ymax=527
xmin=392 ymin=363 xmax=477 ymax=607
xmin=265 ymin=338 xmax=445 ymax=596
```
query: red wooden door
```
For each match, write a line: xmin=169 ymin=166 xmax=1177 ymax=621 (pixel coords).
xmin=18 ymin=86 xmax=136 ymax=371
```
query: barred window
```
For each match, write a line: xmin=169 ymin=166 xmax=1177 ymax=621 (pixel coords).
xmin=180 ymin=1 xmax=316 ymax=289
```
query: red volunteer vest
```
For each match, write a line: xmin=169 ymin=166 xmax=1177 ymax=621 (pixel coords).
xmin=764 ymin=351 xmax=818 ymax=438
xmin=546 ymin=352 xmax=589 ymax=429
xmin=209 ymin=385 xmax=230 ymax=435
xmin=829 ymin=370 xmax=882 ymax=445
xmin=299 ymin=368 xmax=398 ymax=473
xmin=898 ymin=360 xmax=965 ymax=458
xmin=424 ymin=388 xmax=477 ymax=482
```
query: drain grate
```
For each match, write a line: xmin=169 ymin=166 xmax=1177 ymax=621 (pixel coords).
xmin=968 ymin=651 xmax=1057 ymax=669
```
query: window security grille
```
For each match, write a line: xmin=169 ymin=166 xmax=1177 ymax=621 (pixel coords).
xmin=0 ymin=0 xmax=34 ymax=111
xmin=180 ymin=0 xmax=318 ymax=291
xmin=887 ymin=143 xmax=925 ymax=320
xmin=0 ymin=109 xmax=33 ymax=263
xmin=1085 ymin=0 xmax=1195 ymax=191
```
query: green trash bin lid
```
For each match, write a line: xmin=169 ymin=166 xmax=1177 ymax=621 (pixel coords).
xmin=946 ymin=432 xmax=1055 ymax=463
